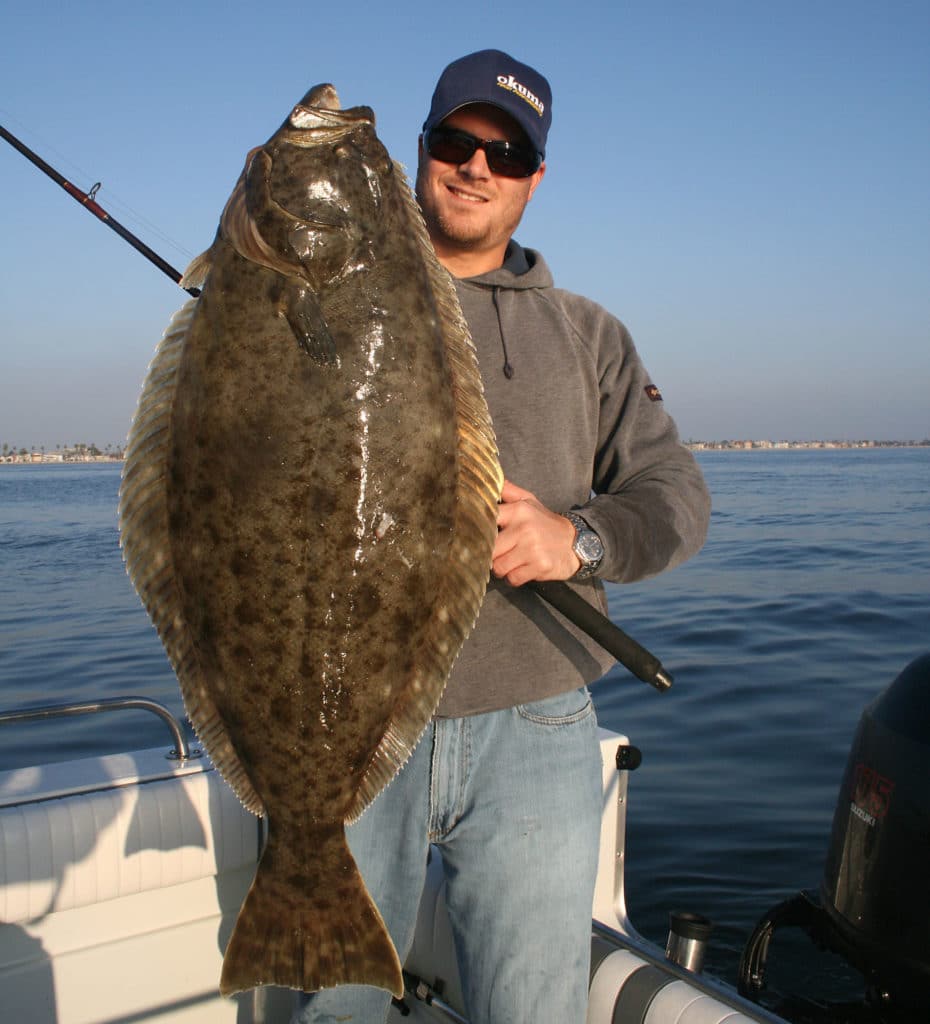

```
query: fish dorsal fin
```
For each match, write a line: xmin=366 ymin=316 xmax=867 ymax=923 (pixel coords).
xmin=118 ymin=300 xmax=264 ymax=815
xmin=345 ymin=163 xmax=503 ymax=823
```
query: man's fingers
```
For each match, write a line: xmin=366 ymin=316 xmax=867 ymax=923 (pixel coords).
xmin=499 ymin=478 xmax=535 ymax=504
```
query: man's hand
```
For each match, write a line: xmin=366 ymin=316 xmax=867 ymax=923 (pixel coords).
xmin=493 ymin=480 xmax=581 ymax=586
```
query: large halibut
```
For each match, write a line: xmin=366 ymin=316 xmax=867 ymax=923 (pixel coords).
xmin=118 ymin=84 xmax=502 ymax=998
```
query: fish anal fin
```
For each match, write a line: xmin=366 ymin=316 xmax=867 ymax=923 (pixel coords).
xmin=219 ymin=825 xmax=402 ymax=998
xmin=346 ymin=685 xmax=437 ymax=824
xmin=345 ymin=599 xmax=473 ymax=825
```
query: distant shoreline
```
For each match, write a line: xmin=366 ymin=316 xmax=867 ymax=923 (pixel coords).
xmin=2 ymin=439 xmax=928 ymax=466
xmin=686 ymin=439 xmax=929 ymax=451
xmin=1 ymin=455 xmax=123 ymax=466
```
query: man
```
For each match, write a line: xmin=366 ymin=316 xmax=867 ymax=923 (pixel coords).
xmin=294 ymin=50 xmax=710 ymax=1023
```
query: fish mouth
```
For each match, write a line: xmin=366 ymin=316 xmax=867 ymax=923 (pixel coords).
xmin=287 ymin=83 xmax=374 ymax=140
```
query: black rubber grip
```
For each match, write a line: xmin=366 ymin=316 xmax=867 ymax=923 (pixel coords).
xmin=528 ymin=581 xmax=672 ymax=692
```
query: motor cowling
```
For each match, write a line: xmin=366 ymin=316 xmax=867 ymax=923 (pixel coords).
xmin=819 ymin=652 xmax=930 ymax=1007
xmin=739 ymin=654 xmax=930 ymax=1018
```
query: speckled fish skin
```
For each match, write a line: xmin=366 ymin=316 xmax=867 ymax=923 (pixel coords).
xmin=118 ymin=84 xmax=502 ymax=999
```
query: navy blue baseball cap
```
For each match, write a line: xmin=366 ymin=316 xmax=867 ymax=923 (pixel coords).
xmin=423 ymin=49 xmax=552 ymax=158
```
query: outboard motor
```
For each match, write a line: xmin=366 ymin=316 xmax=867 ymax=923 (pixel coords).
xmin=739 ymin=654 xmax=930 ymax=1022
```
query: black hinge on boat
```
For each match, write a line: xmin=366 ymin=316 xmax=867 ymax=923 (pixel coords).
xmin=616 ymin=743 xmax=643 ymax=771
xmin=396 ymin=970 xmax=469 ymax=1023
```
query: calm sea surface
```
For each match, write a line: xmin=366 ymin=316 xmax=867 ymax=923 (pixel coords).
xmin=1 ymin=450 xmax=928 ymax=1001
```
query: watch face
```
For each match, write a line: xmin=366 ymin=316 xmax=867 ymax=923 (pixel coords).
xmin=575 ymin=531 xmax=604 ymax=564
xmin=565 ymin=512 xmax=604 ymax=578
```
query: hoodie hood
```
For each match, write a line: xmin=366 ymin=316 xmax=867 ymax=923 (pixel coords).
xmin=460 ymin=241 xmax=554 ymax=290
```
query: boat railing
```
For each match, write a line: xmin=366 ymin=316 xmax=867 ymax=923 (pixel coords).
xmin=591 ymin=918 xmax=788 ymax=1024
xmin=0 ymin=696 xmax=201 ymax=761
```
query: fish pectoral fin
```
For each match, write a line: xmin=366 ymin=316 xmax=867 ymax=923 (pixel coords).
xmin=281 ymin=278 xmax=339 ymax=366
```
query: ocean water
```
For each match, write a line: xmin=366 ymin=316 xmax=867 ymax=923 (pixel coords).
xmin=1 ymin=449 xmax=928 ymax=1006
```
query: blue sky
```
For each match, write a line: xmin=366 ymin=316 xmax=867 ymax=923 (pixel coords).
xmin=1 ymin=1 xmax=927 ymax=448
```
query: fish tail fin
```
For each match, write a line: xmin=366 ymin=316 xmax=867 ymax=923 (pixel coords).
xmin=219 ymin=825 xmax=403 ymax=999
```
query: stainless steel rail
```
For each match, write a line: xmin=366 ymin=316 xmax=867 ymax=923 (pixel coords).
xmin=0 ymin=696 xmax=200 ymax=761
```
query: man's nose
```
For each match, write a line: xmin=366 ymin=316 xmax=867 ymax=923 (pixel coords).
xmin=457 ymin=145 xmax=492 ymax=179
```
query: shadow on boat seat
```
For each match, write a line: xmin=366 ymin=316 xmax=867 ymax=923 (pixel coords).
xmin=0 ymin=747 xmax=292 ymax=1023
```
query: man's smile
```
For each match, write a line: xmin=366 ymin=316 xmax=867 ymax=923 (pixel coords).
xmin=446 ymin=183 xmax=489 ymax=203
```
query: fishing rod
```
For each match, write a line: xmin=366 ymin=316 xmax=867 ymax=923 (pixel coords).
xmin=1 ymin=123 xmax=672 ymax=692
xmin=0 ymin=124 xmax=200 ymax=297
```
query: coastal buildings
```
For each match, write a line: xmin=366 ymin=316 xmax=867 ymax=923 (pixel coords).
xmin=2 ymin=440 xmax=927 ymax=464
xmin=0 ymin=445 xmax=122 ymax=464
xmin=685 ymin=439 xmax=927 ymax=451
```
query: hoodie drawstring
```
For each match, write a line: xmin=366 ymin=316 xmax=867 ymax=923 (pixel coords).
xmin=492 ymin=286 xmax=514 ymax=379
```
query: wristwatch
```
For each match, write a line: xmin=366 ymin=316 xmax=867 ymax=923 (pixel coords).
xmin=562 ymin=511 xmax=604 ymax=580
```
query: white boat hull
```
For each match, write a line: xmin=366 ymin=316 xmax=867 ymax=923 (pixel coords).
xmin=0 ymin=729 xmax=783 ymax=1023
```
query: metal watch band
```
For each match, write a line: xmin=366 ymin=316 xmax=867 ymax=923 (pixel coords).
xmin=563 ymin=511 xmax=604 ymax=580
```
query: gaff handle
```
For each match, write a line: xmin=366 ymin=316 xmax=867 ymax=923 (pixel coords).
xmin=528 ymin=581 xmax=673 ymax=692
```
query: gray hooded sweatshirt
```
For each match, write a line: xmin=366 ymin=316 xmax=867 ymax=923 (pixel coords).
xmin=436 ymin=242 xmax=711 ymax=717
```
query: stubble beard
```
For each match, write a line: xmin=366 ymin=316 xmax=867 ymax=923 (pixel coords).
xmin=415 ymin=164 xmax=501 ymax=255
xmin=417 ymin=192 xmax=482 ymax=254
xmin=428 ymin=208 xmax=490 ymax=251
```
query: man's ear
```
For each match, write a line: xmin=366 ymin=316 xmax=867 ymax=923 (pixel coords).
xmin=527 ymin=161 xmax=546 ymax=201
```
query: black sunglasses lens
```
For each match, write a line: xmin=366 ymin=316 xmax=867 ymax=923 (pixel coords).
xmin=486 ymin=145 xmax=539 ymax=178
xmin=426 ymin=128 xmax=539 ymax=178
xmin=426 ymin=129 xmax=478 ymax=166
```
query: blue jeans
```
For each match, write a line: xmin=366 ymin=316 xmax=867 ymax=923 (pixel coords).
xmin=291 ymin=687 xmax=603 ymax=1024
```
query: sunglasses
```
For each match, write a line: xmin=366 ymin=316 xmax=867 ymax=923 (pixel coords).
xmin=424 ymin=126 xmax=542 ymax=179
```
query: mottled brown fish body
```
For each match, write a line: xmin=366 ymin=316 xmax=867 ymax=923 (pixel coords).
xmin=119 ymin=84 xmax=501 ymax=999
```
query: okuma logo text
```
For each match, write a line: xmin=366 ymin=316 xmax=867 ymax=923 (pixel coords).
xmin=496 ymin=74 xmax=545 ymax=117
